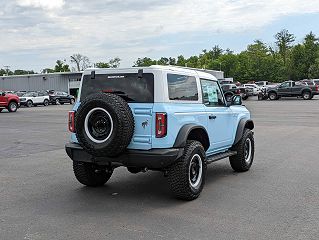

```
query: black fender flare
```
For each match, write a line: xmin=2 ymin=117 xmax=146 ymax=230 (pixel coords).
xmin=173 ymin=124 xmax=210 ymax=150
xmin=233 ymin=119 xmax=254 ymax=145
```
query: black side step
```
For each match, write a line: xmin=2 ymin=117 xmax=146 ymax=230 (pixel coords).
xmin=206 ymin=150 xmax=237 ymax=164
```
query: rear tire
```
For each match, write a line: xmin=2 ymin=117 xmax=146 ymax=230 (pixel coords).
xmin=73 ymin=161 xmax=113 ymax=187
xmin=167 ymin=140 xmax=207 ymax=200
xmin=70 ymin=98 xmax=75 ymax=104
xmin=8 ymin=102 xmax=18 ymax=112
xmin=43 ymin=99 xmax=49 ymax=106
xmin=302 ymin=91 xmax=311 ymax=100
xmin=230 ymin=129 xmax=254 ymax=172
xmin=268 ymin=92 xmax=277 ymax=100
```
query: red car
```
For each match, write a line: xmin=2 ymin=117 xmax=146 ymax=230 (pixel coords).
xmin=0 ymin=90 xmax=20 ymax=112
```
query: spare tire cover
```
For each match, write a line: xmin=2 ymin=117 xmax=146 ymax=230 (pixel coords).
xmin=75 ymin=93 xmax=134 ymax=157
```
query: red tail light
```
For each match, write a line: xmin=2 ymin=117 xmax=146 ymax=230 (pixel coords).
xmin=68 ymin=111 xmax=75 ymax=133
xmin=316 ymin=85 xmax=319 ymax=91
xmin=156 ymin=113 xmax=167 ymax=138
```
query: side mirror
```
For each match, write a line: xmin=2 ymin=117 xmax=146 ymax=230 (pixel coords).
xmin=229 ymin=95 xmax=242 ymax=106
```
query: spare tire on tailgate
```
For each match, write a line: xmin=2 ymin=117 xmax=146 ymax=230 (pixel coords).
xmin=75 ymin=93 xmax=134 ymax=157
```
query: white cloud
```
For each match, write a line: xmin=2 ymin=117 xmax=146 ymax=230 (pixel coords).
xmin=16 ymin=0 xmax=65 ymax=10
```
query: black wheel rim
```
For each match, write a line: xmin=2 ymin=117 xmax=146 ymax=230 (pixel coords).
xmin=85 ymin=108 xmax=113 ymax=143
xmin=189 ymin=154 xmax=202 ymax=189
xmin=244 ymin=138 xmax=252 ymax=164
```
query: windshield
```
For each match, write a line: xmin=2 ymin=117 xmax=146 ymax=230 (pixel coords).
xmin=23 ymin=92 xmax=35 ymax=97
xmin=80 ymin=73 xmax=154 ymax=103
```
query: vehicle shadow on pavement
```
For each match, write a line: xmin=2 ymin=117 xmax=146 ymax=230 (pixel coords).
xmin=58 ymin=163 xmax=237 ymax=213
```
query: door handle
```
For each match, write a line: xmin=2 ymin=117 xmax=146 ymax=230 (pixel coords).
xmin=209 ymin=115 xmax=217 ymax=120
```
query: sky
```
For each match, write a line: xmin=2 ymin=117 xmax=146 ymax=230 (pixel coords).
xmin=1 ymin=0 xmax=319 ymax=72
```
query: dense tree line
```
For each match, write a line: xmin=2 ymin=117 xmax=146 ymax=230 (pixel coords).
xmin=134 ymin=30 xmax=319 ymax=83
xmin=2 ymin=29 xmax=319 ymax=83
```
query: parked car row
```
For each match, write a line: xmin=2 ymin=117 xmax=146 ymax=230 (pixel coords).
xmin=19 ymin=90 xmax=75 ymax=107
xmin=256 ymin=80 xmax=319 ymax=100
xmin=219 ymin=79 xmax=319 ymax=101
xmin=0 ymin=90 xmax=76 ymax=112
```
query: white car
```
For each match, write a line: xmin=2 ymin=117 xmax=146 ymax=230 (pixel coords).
xmin=19 ymin=92 xmax=50 ymax=107
xmin=243 ymin=84 xmax=261 ymax=95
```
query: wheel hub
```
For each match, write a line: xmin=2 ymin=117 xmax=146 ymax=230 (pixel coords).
xmin=84 ymin=108 xmax=113 ymax=143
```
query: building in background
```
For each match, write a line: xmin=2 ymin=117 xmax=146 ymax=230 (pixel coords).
xmin=0 ymin=72 xmax=82 ymax=97
xmin=0 ymin=68 xmax=225 ymax=97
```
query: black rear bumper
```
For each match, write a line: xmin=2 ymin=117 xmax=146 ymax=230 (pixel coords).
xmin=65 ymin=142 xmax=183 ymax=170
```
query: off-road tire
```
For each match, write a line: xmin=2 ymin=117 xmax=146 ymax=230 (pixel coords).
xmin=268 ymin=92 xmax=277 ymax=100
xmin=73 ymin=161 xmax=113 ymax=187
xmin=230 ymin=129 xmax=254 ymax=172
xmin=26 ymin=100 xmax=33 ymax=107
xmin=302 ymin=91 xmax=311 ymax=100
xmin=8 ymin=102 xmax=18 ymax=112
xmin=167 ymin=140 xmax=207 ymax=200
xmin=75 ymin=93 xmax=134 ymax=157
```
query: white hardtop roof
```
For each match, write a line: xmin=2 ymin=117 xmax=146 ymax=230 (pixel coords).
xmin=83 ymin=65 xmax=218 ymax=80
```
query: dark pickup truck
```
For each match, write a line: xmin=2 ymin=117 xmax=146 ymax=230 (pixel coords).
xmin=221 ymin=84 xmax=253 ymax=101
xmin=267 ymin=81 xmax=319 ymax=100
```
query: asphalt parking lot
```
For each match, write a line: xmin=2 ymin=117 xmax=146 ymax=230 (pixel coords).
xmin=1 ymin=98 xmax=319 ymax=240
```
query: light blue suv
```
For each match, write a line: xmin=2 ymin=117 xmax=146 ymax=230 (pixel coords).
xmin=65 ymin=66 xmax=255 ymax=200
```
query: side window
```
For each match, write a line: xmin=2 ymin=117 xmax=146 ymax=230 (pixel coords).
xmin=280 ymin=82 xmax=290 ymax=88
xmin=38 ymin=92 xmax=44 ymax=96
xmin=200 ymin=79 xmax=225 ymax=107
xmin=167 ymin=74 xmax=198 ymax=101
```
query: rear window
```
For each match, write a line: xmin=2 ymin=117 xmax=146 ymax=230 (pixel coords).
xmin=167 ymin=74 xmax=198 ymax=101
xmin=80 ymin=73 xmax=154 ymax=103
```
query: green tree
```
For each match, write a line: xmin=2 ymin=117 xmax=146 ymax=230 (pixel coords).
xmin=108 ymin=57 xmax=121 ymax=68
xmin=41 ymin=68 xmax=55 ymax=74
xmin=176 ymin=55 xmax=187 ymax=66
xmin=275 ymin=29 xmax=295 ymax=65
xmin=158 ymin=57 xmax=169 ymax=65
xmin=95 ymin=62 xmax=110 ymax=68
xmin=133 ymin=57 xmax=156 ymax=67
xmin=70 ymin=53 xmax=90 ymax=71
xmin=308 ymin=58 xmax=319 ymax=79
xmin=54 ymin=60 xmax=70 ymax=72
xmin=13 ymin=69 xmax=35 ymax=75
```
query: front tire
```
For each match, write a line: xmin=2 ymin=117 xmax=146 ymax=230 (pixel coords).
xmin=26 ymin=100 xmax=33 ymax=107
xmin=230 ymin=129 xmax=254 ymax=172
xmin=8 ymin=102 xmax=18 ymax=112
xmin=73 ymin=161 xmax=113 ymax=187
xmin=167 ymin=140 xmax=207 ymax=200
xmin=268 ymin=92 xmax=277 ymax=100
xmin=43 ymin=99 xmax=49 ymax=106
